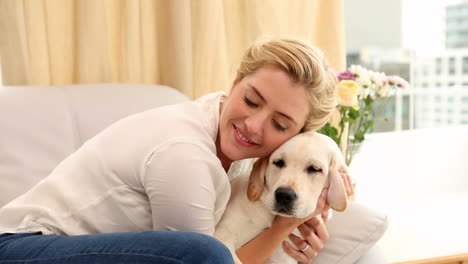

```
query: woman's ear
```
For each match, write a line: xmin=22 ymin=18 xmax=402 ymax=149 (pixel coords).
xmin=247 ymin=156 xmax=269 ymax=201
xmin=327 ymin=152 xmax=348 ymax=211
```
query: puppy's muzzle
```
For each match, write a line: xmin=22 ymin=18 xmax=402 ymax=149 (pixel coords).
xmin=274 ymin=187 xmax=297 ymax=215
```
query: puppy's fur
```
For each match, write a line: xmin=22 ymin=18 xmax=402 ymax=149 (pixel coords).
xmin=215 ymin=131 xmax=349 ymax=264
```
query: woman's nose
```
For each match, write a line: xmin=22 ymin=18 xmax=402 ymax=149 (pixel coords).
xmin=245 ymin=112 xmax=268 ymax=136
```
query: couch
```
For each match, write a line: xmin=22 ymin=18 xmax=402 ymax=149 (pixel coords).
xmin=0 ymin=84 xmax=389 ymax=264
xmin=351 ymin=126 xmax=468 ymax=263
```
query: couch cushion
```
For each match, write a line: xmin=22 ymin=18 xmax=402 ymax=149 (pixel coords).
xmin=0 ymin=84 xmax=188 ymax=207
xmin=61 ymin=84 xmax=189 ymax=145
xmin=313 ymin=202 xmax=389 ymax=264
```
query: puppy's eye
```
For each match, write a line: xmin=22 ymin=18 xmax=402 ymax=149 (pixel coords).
xmin=273 ymin=159 xmax=285 ymax=168
xmin=306 ymin=166 xmax=321 ymax=174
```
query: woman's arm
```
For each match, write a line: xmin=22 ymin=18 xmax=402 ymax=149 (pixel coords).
xmin=142 ymin=142 xmax=229 ymax=234
xmin=235 ymin=190 xmax=329 ymax=264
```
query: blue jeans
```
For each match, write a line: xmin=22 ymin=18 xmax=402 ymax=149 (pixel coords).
xmin=0 ymin=231 xmax=234 ymax=264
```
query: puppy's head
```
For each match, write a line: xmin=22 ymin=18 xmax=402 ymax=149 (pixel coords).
xmin=247 ymin=131 xmax=348 ymax=218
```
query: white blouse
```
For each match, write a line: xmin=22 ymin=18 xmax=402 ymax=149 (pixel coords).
xmin=0 ymin=92 xmax=249 ymax=236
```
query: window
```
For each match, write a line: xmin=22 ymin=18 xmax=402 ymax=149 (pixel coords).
xmin=463 ymin=57 xmax=468 ymax=74
xmin=345 ymin=0 xmax=468 ymax=132
xmin=422 ymin=65 xmax=429 ymax=75
xmin=435 ymin=57 xmax=442 ymax=75
xmin=449 ymin=57 xmax=456 ymax=75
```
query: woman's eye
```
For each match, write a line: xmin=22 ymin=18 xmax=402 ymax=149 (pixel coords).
xmin=273 ymin=159 xmax=285 ymax=168
xmin=273 ymin=120 xmax=286 ymax=131
xmin=243 ymin=97 xmax=258 ymax=108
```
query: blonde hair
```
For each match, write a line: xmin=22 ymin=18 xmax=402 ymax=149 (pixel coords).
xmin=235 ymin=38 xmax=337 ymax=131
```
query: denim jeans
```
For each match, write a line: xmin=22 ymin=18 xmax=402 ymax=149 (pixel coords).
xmin=0 ymin=231 xmax=234 ymax=264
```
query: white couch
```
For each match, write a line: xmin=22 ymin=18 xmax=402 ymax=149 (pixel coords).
xmin=351 ymin=127 xmax=468 ymax=263
xmin=0 ymin=84 xmax=389 ymax=264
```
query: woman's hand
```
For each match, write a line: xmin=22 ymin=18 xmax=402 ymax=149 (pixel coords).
xmin=278 ymin=174 xmax=355 ymax=263
xmin=284 ymin=216 xmax=329 ymax=263
xmin=280 ymin=189 xmax=330 ymax=263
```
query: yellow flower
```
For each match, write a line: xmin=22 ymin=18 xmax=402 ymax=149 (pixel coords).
xmin=337 ymin=80 xmax=359 ymax=108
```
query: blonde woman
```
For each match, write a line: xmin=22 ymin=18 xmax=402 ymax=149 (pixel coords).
xmin=0 ymin=38 xmax=350 ymax=264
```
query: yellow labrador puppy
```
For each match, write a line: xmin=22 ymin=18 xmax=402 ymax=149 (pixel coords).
xmin=215 ymin=131 xmax=348 ymax=264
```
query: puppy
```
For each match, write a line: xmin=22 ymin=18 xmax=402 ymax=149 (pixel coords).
xmin=215 ymin=131 xmax=349 ymax=264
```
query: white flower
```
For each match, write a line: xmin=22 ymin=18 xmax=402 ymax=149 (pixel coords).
xmin=349 ymin=65 xmax=372 ymax=92
xmin=372 ymin=72 xmax=390 ymax=97
xmin=349 ymin=65 xmax=366 ymax=75
xmin=376 ymin=82 xmax=390 ymax=97
xmin=372 ymin=71 xmax=386 ymax=87
xmin=359 ymin=84 xmax=372 ymax=99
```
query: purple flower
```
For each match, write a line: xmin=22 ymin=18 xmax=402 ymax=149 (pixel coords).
xmin=337 ymin=71 xmax=356 ymax=81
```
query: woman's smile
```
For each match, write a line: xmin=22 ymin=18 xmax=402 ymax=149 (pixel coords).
xmin=233 ymin=124 xmax=259 ymax=147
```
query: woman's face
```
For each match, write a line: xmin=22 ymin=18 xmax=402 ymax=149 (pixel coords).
xmin=218 ymin=65 xmax=310 ymax=167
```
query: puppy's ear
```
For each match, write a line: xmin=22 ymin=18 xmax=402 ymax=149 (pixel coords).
xmin=327 ymin=152 xmax=348 ymax=212
xmin=247 ymin=157 xmax=269 ymax=201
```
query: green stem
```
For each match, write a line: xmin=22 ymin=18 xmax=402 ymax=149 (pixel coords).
xmin=337 ymin=107 xmax=348 ymax=146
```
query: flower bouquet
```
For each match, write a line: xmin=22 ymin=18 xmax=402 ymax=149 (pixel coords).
xmin=319 ymin=65 xmax=409 ymax=165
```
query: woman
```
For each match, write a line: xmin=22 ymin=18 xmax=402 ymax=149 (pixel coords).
xmin=0 ymin=38 xmax=352 ymax=264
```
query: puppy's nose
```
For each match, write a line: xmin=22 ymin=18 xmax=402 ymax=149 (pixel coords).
xmin=275 ymin=187 xmax=297 ymax=206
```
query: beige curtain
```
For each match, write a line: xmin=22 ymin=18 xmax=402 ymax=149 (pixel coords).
xmin=0 ymin=0 xmax=345 ymax=99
